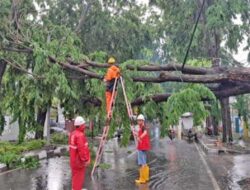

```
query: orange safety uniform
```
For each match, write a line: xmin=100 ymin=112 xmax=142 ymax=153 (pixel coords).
xmin=104 ymin=65 xmax=121 ymax=114
xmin=69 ymin=125 xmax=90 ymax=190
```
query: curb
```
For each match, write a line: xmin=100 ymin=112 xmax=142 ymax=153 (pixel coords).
xmin=0 ymin=163 xmax=7 ymax=173
xmin=198 ymin=139 xmax=249 ymax=155
xmin=0 ymin=145 xmax=69 ymax=174
xmin=198 ymin=139 xmax=219 ymax=154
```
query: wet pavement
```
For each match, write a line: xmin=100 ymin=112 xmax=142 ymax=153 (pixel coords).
xmin=1 ymin=127 xmax=250 ymax=190
xmin=207 ymin=154 xmax=250 ymax=190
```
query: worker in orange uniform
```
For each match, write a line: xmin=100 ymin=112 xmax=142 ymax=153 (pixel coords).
xmin=135 ymin=114 xmax=151 ymax=184
xmin=69 ymin=116 xmax=91 ymax=190
xmin=103 ymin=56 xmax=121 ymax=117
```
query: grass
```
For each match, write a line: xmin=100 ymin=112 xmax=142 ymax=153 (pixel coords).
xmin=0 ymin=140 xmax=45 ymax=155
xmin=99 ymin=163 xmax=112 ymax=170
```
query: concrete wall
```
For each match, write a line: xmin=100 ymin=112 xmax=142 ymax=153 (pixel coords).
xmin=0 ymin=116 xmax=19 ymax=141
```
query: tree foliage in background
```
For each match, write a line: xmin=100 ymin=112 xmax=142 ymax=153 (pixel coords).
xmin=149 ymin=0 xmax=250 ymax=65
xmin=164 ymin=84 xmax=216 ymax=135
xmin=233 ymin=95 xmax=250 ymax=139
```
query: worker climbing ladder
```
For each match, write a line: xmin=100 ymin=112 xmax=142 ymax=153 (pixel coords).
xmin=91 ymin=77 xmax=137 ymax=177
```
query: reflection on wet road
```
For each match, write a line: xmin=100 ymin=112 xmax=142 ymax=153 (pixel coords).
xmin=207 ymin=153 xmax=250 ymax=190
xmin=0 ymin=156 xmax=71 ymax=190
xmin=1 ymin=126 xmax=250 ymax=190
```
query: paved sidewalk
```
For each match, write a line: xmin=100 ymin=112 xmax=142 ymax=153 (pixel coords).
xmin=199 ymin=135 xmax=250 ymax=155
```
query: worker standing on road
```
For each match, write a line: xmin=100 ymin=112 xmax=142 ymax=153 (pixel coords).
xmin=69 ymin=116 xmax=91 ymax=190
xmin=135 ymin=114 xmax=151 ymax=184
xmin=103 ymin=56 xmax=120 ymax=117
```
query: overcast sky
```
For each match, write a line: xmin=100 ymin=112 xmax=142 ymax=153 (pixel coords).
xmin=137 ymin=0 xmax=149 ymax=5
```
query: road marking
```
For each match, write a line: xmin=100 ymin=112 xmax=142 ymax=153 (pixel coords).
xmin=195 ymin=142 xmax=221 ymax=190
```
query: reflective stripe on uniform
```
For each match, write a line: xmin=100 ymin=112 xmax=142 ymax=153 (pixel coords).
xmin=69 ymin=145 xmax=77 ymax=149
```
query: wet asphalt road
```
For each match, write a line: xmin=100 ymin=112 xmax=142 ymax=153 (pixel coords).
xmin=1 ymin=135 xmax=250 ymax=190
xmin=207 ymin=154 xmax=250 ymax=190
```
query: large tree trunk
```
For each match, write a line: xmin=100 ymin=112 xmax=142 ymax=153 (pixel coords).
xmin=211 ymin=116 xmax=219 ymax=136
xmin=243 ymin=115 xmax=249 ymax=140
xmin=35 ymin=109 xmax=47 ymax=139
xmin=220 ymin=97 xmax=233 ymax=142
xmin=206 ymin=116 xmax=212 ymax=129
xmin=0 ymin=59 xmax=7 ymax=86
xmin=226 ymin=101 xmax=233 ymax=142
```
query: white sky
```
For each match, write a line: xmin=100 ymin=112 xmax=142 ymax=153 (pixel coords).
xmin=136 ymin=0 xmax=149 ymax=5
xmin=231 ymin=37 xmax=248 ymax=65
xmin=231 ymin=16 xmax=249 ymax=65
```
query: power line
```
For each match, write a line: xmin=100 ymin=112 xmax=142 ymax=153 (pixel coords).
xmin=181 ymin=0 xmax=206 ymax=71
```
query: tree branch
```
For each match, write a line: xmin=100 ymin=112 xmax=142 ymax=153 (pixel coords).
xmin=127 ymin=63 xmax=215 ymax=74
xmin=84 ymin=60 xmax=109 ymax=68
xmin=75 ymin=1 xmax=92 ymax=34
xmin=133 ymin=72 xmax=228 ymax=83
xmin=80 ymin=97 xmax=102 ymax=107
xmin=131 ymin=84 xmax=250 ymax=106
xmin=213 ymin=84 xmax=250 ymax=98
xmin=2 ymin=47 xmax=33 ymax=53
xmin=131 ymin=93 xmax=172 ymax=106
xmin=48 ymin=56 xmax=103 ymax=80
xmin=0 ymin=59 xmax=7 ymax=86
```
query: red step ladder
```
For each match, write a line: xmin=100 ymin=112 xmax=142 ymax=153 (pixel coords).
xmin=91 ymin=77 xmax=137 ymax=177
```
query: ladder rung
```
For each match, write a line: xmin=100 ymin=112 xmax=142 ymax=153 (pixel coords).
xmin=91 ymin=77 xmax=137 ymax=177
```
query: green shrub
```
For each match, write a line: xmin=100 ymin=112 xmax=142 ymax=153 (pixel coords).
xmin=0 ymin=152 xmax=20 ymax=168
xmin=0 ymin=143 xmax=26 ymax=155
xmin=85 ymin=128 xmax=99 ymax=137
xmin=18 ymin=156 xmax=40 ymax=169
xmin=51 ymin=133 xmax=68 ymax=144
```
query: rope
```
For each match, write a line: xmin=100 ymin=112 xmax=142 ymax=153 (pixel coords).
xmin=181 ymin=0 xmax=206 ymax=71
xmin=173 ymin=62 xmax=184 ymax=83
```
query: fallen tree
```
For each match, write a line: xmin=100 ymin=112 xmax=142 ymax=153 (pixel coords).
xmin=2 ymin=46 xmax=249 ymax=142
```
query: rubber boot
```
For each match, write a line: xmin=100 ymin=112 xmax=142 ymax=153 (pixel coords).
xmin=135 ymin=167 xmax=146 ymax=184
xmin=144 ymin=165 xmax=150 ymax=182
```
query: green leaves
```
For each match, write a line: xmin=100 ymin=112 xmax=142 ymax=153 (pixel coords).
xmin=164 ymin=84 xmax=216 ymax=134
xmin=187 ymin=59 xmax=212 ymax=68
xmin=233 ymin=95 xmax=250 ymax=119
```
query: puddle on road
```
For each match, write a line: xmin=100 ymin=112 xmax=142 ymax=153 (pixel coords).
xmin=238 ymin=178 xmax=250 ymax=190
xmin=227 ymin=155 xmax=250 ymax=190
xmin=0 ymin=157 xmax=71 ymax=190
xmin=31 ymin=157 xmax=71 ymax=190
